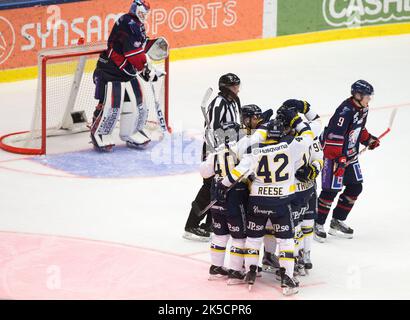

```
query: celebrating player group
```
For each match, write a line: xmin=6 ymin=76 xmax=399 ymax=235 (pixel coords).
xmin=89 ymin=0 xmax=388 ymax=298
xmin=198 ymin=74 xmax=382 ymax=296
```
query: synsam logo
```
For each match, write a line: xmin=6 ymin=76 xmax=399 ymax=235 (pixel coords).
xmin=0 ymin=16 xmax=15 ymax=65
xmin=323 ymin=0 xmax=410 ymax=27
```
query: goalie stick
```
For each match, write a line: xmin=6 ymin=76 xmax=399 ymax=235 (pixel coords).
xmin=150 ymin=80 xmax=168 ymax=134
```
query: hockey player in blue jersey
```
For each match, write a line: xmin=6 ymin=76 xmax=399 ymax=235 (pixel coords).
xmin=314 ymin=80 xmax=380 ymax=241
xmin=91 ymin=0 xmax=166 ymax=152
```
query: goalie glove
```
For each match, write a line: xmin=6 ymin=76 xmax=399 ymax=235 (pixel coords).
xmin=139 ymin=62 xmax=166 ymax=82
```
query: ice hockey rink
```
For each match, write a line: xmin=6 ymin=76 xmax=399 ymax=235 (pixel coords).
xmin=0 ymin=33 xmax=409 ymax=300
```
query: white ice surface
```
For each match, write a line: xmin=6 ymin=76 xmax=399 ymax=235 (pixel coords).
xmin=1 ymin=34 xmax=410 ymax=299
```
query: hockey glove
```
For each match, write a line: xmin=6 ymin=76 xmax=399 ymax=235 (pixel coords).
xmin=214 ymin=179 xmax=229 ymax=204
xmin=283 ymin=99 xmax=311 ymax=114
xmin=139 ymin=63 xmax=166 ymax=82
xmin=334 ymin=156 xmax=347 ymax=177
xmin=277 ymin=106 xmax=303 ymax=129
xmin=367 ymin=135 xmax=380 ymax=150
xmin=295 ymin=163 xmax=320 ymax=183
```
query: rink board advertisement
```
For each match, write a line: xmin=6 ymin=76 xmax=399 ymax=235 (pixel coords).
xmin=0 ymin=0 xmax=263 ymax=70
xmin=277 ymin=0 xmax=410 ymax=36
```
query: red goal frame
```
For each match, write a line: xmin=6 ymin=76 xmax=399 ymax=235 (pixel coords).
xmin=0 ymin=49 xmax=170 ymax=155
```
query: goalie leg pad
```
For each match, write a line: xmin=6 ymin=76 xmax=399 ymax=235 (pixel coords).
xmin=119 ymin=80 xmax=150 ymax=147
xmin=91 ymin=81 xmax=123 ymax=151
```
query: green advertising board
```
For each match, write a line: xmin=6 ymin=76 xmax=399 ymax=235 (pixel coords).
xmin=278 ymin=0 xmax=410 ymax=36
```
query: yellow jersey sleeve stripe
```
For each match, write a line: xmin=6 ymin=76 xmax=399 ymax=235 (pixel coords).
xmin=302 ymin=130 xmax=315 ymax=139
xmin=231 ymin=168 xmax=242 ymax=179
xmin=303 ymin=101 xmax=308 ymax=113
xmin=289 ymin=115 xmax=300 ymax=128
xmin=256 ymin=129 xmax=267 ymax=140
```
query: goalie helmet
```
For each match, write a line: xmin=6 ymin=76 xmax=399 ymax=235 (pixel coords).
xmin=130 ymin=0 xmax=151 ymax=23
xmin=351 ymin=80 xmax=374 ymax=96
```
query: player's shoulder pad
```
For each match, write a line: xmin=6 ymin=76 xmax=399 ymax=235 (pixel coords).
xmin=118 ymin=13 xmax=133 ymax=25
xmin=337 ymin=98 xmax=355 ymax=116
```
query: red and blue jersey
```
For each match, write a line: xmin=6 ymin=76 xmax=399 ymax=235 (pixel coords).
xmin=96 ymin=14 xmax=148 ymax=81
xmin=322 ymin=98 xmax=371 ymax=161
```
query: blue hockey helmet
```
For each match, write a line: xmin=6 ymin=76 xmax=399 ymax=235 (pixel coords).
xmin=351 ymin=80 xmax=374 ymax=96
xmin=241 ymin=104 xmax=262 ymax=118
xmin=130 ymin=0 xmax=151 ymax=23
xmin=266 ymin=117 xmax=286 ymax=141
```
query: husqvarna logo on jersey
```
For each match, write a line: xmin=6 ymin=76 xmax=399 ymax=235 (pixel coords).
xmin=0 ymin=16 xmax=15 ymax=65
xmin=323 ymin=0 xmax=410 ymax=27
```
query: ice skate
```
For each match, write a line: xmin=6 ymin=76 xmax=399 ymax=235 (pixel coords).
xmin=314 ymin=223 xmax=327 ymax=243
xmin=227 ymin=269 xmax=246 ymax=285
xmin=303 ymin=250 xmax=313 ymax=270
xmin=279 ymin=267 xmax=299 ymax=296
xmin=183 ymin=227 xmax=210 ymax=242
xmin=208 ymin=265 xmax=229 ymax=280
xmin=245 ymin=265 xmax=258 ymax=291
xmin=328 ymin=218 xmax=354 ymax=239
xmin=262 ymin=251 xmax=280 ymax=273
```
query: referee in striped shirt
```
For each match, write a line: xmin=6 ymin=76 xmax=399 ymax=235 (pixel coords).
xmin=183 ymin=73 xmax=242 ymax=241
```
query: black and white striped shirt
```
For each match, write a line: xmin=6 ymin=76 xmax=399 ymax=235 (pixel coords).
xmin=206 ymin=93 xmax=241 ymax=130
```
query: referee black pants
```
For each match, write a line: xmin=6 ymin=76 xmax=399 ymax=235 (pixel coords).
xmin=185 ymin=142 xmax=212 ymax=230
xmin=184 ymin=177 xmax=213 ymax=230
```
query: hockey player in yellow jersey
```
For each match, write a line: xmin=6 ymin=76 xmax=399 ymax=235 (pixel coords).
xmin=199 ymin=122 xmax=250 ymax=285
xmin=218 ymin=107 xmax=314 ymax=296
xmin=280 ymin=100 xmax=324 ymax=277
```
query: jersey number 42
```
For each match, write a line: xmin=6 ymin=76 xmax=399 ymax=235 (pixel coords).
xmin=256 ymin=154 xmax=289 ymax=183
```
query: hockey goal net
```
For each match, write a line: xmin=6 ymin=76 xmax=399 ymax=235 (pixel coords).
xmin=0 ymin=42 xmax=170 ymax=155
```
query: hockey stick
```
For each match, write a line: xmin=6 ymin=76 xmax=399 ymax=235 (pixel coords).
xmin=346 ymin=108 xmax=397 ymax=165
xmin=200 ymin=87 xmax=216 ymax=152
xmin=197 ymin=169 xmax=250 ymax=217
xmin=358 ymin=107 xmax=397 ymax=155
xmin=150 ymin=80 xmax=168 ymax=134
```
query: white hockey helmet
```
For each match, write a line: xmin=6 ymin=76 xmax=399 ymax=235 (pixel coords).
xmin=130 ymin=0 xmax=151 ymax=23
